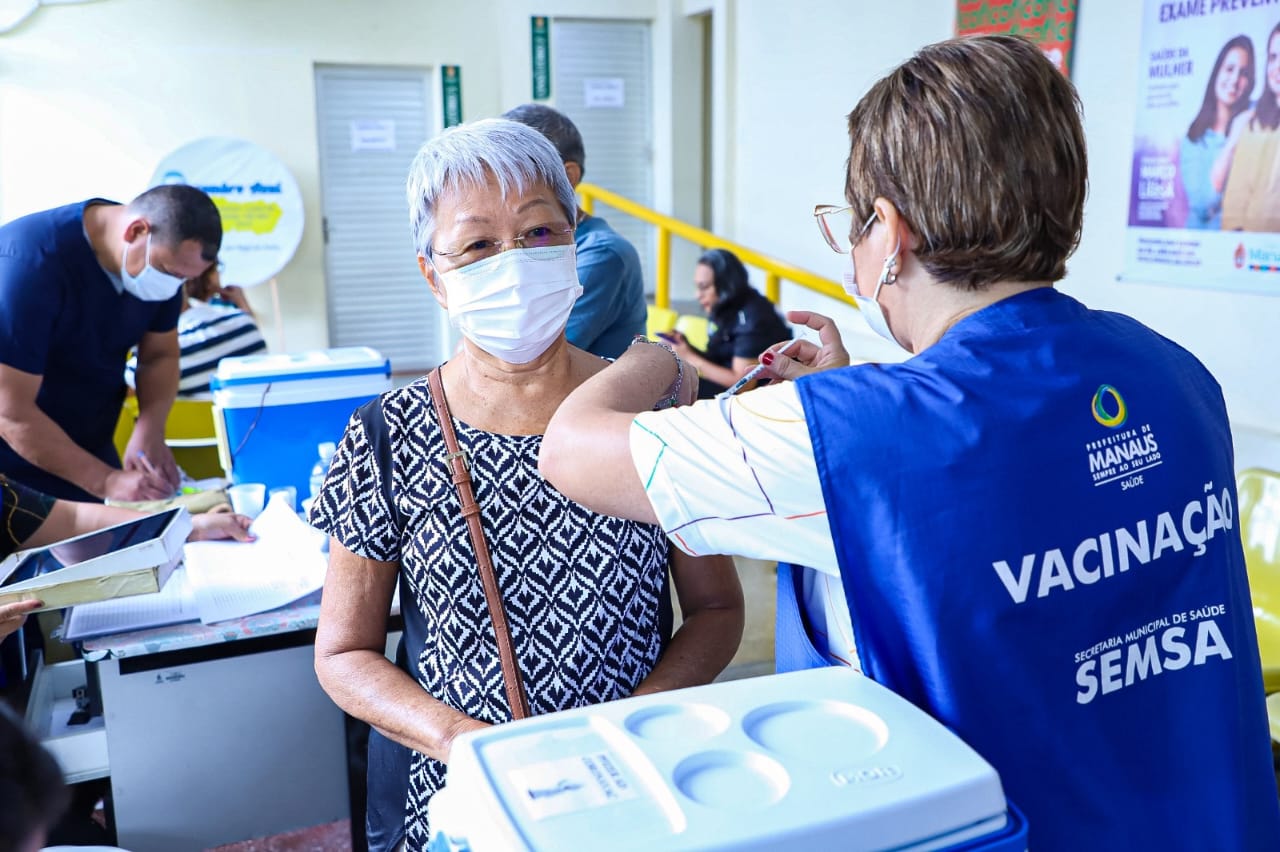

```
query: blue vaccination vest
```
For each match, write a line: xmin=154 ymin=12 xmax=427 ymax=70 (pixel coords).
xmin=795 ymin=289 xmax=1280 ymax=850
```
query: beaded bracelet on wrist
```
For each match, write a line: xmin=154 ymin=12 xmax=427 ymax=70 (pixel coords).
xmin=629 ymin=335 xmax=684 ymax=410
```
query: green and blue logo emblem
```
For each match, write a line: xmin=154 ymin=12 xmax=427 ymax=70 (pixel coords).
xmin=1091 ymin=384 xmax=1127 ymax=428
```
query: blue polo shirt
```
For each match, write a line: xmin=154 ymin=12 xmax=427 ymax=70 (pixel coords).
xmin=0 ymin=200 xmax=182 ymax=501
xmin=568 ymin=215 xmax=646 ymax=360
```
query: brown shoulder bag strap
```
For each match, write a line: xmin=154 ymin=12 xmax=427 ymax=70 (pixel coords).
xmin=427 ymin=367 xmax=532 ymax=720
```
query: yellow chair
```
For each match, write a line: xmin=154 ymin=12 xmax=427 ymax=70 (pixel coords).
xmin=646 ymin=304 xmax=677 ymax=338
xmin=114 ymin=396 xmax=226 ymax=480
xmin=112 ymin=397 xmax=136 ymax=462
xmin=674 ymin=314 xmax=710 ymax=351
xmin=1238 ymin=468 xmax=1280 ymax=694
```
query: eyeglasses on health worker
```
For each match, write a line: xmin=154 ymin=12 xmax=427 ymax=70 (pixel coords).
xmin=539 ymin=34 xmax=1280 ymax=850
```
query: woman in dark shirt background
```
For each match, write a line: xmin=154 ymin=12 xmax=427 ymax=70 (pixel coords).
xmin=668 ymin=248 xmax=792 ymax=397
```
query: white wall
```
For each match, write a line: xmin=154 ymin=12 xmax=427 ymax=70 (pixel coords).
xmin=1 ymin=0 xmax=473 ymax=351
xmin=726 ymin=0 xmax=953 ymax=363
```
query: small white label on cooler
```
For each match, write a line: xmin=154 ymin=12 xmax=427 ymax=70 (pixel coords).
xmin=507 ymin=751 xmax=639 ymax=820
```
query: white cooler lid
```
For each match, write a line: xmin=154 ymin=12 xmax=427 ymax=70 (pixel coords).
xmin=433 ymin=668 xmax=1011 ymax=852
xmin=211 ymin=346 xmax=390 ymax=388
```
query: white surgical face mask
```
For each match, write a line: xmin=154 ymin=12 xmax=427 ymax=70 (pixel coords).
xmin=437 ymin=244 xmax=583 ymax=364
xmin=121 ymin=233 xmax=186 ymax=301
xmin=842 ymin=243 xmax=905 ymax=351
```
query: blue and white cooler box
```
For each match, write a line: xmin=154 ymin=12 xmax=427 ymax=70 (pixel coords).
xmin=428 ymin=668 xmax=1027 ymax=851
xmin=211 ymin=347 xmax=391 ymax=499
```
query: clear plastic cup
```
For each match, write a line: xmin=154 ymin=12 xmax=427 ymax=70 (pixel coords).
xmin=227 ymin=483 xmax=267 ymax=518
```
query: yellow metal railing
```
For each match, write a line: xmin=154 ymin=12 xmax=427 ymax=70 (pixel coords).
xmin=576 ymin=182 xmax=850 ymax=309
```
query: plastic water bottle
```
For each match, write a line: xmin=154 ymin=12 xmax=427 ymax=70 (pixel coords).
xmin=309 ymin=441 xmax=338 ymax=501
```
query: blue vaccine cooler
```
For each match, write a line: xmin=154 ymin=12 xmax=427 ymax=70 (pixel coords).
xmin=211 ymin=347 xmax=391 ymax=498
xmin=428 ymin=668 xmax=1027 ymax=851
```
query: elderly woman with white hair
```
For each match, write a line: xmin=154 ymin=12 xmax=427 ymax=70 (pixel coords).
xmin=309 ymin=118 xmax=743 ymax=852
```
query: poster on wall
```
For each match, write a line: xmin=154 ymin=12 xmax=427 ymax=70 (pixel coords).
xmin=1123 ymin=3 xmax=1280 ymax=292
xmin=956 ymin=0 xmax=1078 ymax=75
xmin=151 ymin=138 xmax=304 ymax=288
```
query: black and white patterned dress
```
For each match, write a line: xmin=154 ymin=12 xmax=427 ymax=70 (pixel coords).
xmin=310 ymin=376 xmax=669 ymax=852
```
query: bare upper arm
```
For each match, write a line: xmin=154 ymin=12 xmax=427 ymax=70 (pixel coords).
xmin=0 ymin=363 xmax=42 ymax=419
xmin=135 ymin=329 xmax=179 ymax=363
xmin=316 ymin=537 xmax=400 ymax=658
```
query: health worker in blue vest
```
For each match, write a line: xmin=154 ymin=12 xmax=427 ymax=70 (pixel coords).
xmin=540 ymin=34 xmax=1280 ymax=849
xmin=0 ymin=185 xmax=221 ymax=503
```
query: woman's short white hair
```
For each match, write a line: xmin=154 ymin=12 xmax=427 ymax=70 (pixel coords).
xmin=406 ymin=118 xmax=578 ymax=257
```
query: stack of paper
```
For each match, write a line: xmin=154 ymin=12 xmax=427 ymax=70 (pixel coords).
xmin=63 ymin=498 xmax=328 ymax=640
xmin=183 ymin=497 xmax=328 ymax=624
xmin=63 ymin=566 xmax=200 ymax=640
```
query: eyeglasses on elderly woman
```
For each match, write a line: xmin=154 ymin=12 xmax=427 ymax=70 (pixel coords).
xmin=430 ymin=223 xmax=574 ymax=269
xmin=814 ymin=204 xmax=876 ymax=254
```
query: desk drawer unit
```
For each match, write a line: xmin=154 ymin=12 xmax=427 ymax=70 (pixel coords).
xmin=26 ymin=654 xmax=109 ymax=785
xmin=97 ymin=631 xmax=347 ymax=852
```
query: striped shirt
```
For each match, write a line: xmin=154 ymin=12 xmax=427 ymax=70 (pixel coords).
xmin=126 ymin=300 xmax=267 ymax=397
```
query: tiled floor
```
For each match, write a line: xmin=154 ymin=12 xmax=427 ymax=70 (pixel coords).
xmin=205 ymin=820 xmax=352 ymax=852
xmin=201 ymin=557 xmax=779 ymax=852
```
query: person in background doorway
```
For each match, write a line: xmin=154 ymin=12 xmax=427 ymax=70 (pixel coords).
xmin=667 ymin=248 xmax=792 ymax=398
xmin=539 ymin=34 xmax=1280 ymax=848
xmin=0 ymin=185 xmax=222 ymax=503
xmin=503 ymin=103 xmax=647 ymax=359
xmin=125 ymin=262 xmax=267 ymax=398
xmin=1221 ymin=20 xmax=1280 ymax=231
xmin=1179 ymin=34 xmax=1254 ymax=229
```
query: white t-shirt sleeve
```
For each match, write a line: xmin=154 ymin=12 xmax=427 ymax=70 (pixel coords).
xmin=629 ymin=381 xmax=838 ymax=575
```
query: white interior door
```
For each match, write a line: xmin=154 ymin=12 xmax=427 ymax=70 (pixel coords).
xmin=314 ymin=65 xmax=447 ymax=374
xmin=552 ymin=18 xmax=655 ymax=293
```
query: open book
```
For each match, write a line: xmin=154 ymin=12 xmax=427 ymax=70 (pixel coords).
xmin=0 ymin=508 xmax=191 ymax=612
xmin=62 ymin=564 xmax=201 ymax=641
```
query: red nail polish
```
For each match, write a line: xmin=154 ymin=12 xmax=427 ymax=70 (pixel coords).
xmin=761 ymin=351 xmax=775 ymax=366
